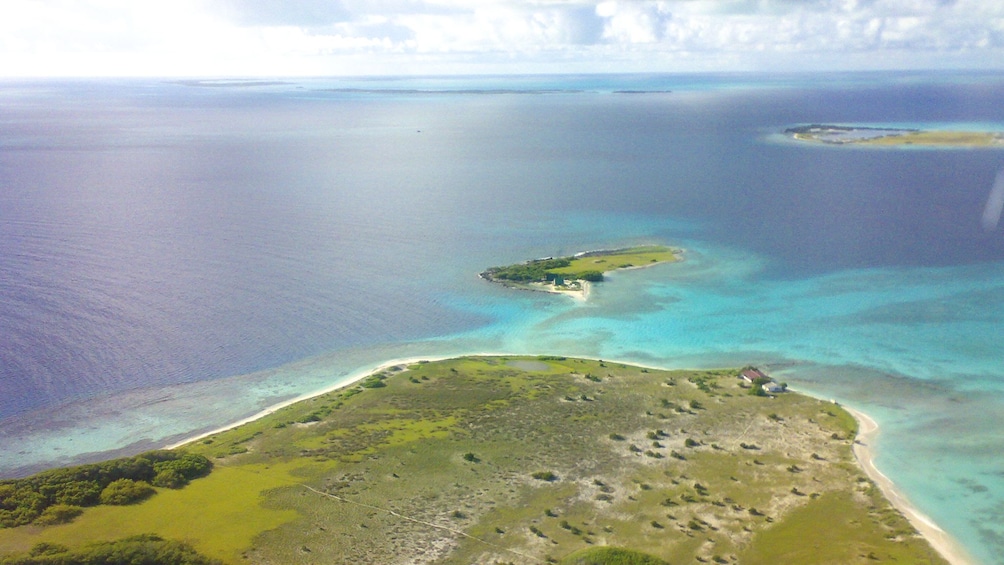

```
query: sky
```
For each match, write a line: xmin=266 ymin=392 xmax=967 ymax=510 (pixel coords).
xmin=0 ymin=0 xmax=1002 ymax=77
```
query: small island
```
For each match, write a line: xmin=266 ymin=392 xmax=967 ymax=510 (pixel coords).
xmin=786 ymin=124 xmax=1004 ymax=147
xmin=481 ymin=245 xmax=681 ymax=300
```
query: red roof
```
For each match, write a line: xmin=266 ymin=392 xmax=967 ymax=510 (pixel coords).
xmin=741 ymin=368 xmax=768 ymax=381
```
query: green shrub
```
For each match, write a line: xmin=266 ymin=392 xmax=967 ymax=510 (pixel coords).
xmin=484 ymin=258 xmax=572 ymax=282
xmin=27 ymin=542 xmax=68 ymax=557
xmin=151 ymin=469 xmax=186 ymax=489
xmin=0 ymin=450 xmax=211 ymax=528
xmin=1 ymin=534 xmax=221 ymax=565
xmin=361 ymin=376 xmax=387 ymax=388
xmin=151 ymin=453 xmax=212 ymax=487
xmin=33 ymin=504 xmax=82 ymax=526
xmin=98 ymin=479 xmax=155 ymax=505
xmin=749 ymin=376 xmax=772 ymax=396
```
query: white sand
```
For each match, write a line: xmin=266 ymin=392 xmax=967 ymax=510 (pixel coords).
xmin=165 ymin=354 xmax=465 ymax=449
xmin=528 ymin=280 xmax=591 ymax=301
xmin=843 ymin=405 xmax=976 ymax=565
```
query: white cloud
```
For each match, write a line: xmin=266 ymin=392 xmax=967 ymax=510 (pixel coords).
xmin=219 ymin=0 xmax=350 ymax=27
xmin=0 ymin=0 xmax=1001 ymax=76
xmin=596 ymin=1 xmax=672 ymax=43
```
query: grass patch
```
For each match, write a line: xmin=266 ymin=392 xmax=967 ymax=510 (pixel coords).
xmin=739 ymin=491 xmax=934 ymax=564
xmin=549 ymin=246 xmax=680 ymax=277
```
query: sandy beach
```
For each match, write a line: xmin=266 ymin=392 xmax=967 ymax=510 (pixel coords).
xmin=843 ymin=405 xmax=976 ymax=565
xmin=165 ymin=354 xmax=464 ymax=449
xmin=528 ymin=279 xmax=591 ymax=301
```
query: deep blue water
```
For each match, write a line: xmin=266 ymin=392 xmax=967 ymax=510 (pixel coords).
xmin=1 ymin=73 xmax=1003 ymax=563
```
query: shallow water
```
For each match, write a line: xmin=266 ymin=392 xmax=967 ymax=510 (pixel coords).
xmin=1 ymin=73 xmax=1003 ymax=563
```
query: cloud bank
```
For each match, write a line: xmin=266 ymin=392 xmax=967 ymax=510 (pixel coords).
xmin=1 ymin=0 xmax=1002 ymax=76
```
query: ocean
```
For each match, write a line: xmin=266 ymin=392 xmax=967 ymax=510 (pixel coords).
xmin=1 ymin=72 xmax=1003 ymax=563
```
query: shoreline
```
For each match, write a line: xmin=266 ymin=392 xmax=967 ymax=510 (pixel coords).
xmin=165 ymin=353 xmax=464 ymax=449
xmin=164 ymin=353 xmax=971 ymax=564
xmin=842 ymin=405 xmax=975 ymax=565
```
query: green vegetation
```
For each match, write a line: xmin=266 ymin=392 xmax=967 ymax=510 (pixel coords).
xmin=482 ymin=257 xmax=573 ymax=282
xmin=740 ymin=491 xmax=935 ymax=564
xmin=0 ymin=357 xmax=946 ymax=565
xmin=0 ymin=464 xmax=300 ymax=563
xmin=748 ymin=375 xmax=772 ymax=396
xmin=97 ymin=480 xmax=155 ymax=506
xmin=33 ymin=505 xmax=82 ymax=527
xmin=0 ymin=451 xmax=211 ymax=528
xmin=360 ymin=374 xmax=387 ymax=388
xmin=548 ymin=246 xmax=680 ymax=277
xmin=481 ymin=245 xmax=680 ymax=295
xmin=0 ymin=534 xmax=220 ymax=565
xmin=559 ymin=546 xmax=669 ymax=565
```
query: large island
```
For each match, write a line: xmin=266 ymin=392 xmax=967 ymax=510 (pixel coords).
xmin=481 ymin=245 xmax=681 ymax=300
xmin=0 ymin=356 xmax=956 ymax=565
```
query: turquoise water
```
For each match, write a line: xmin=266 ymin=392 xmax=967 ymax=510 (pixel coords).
xmin=1 ymin=73 xmax=1003 ymax=563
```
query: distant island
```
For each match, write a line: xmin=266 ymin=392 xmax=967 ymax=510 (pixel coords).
xmin=0 ymin=356 xmax=952 ymax=564
xmin=481 ymin=245 xmax=681 ymax=300
xmin=786 ymin=124 xmax=1004 ymax=147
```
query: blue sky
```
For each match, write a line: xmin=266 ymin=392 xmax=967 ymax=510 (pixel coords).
xmin=1 ymin=0 xmax=1002 ymax=76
